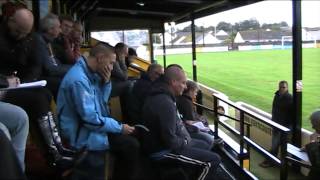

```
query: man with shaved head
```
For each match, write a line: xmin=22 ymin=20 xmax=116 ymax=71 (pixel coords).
xmin=0 ymin=8 xmax=41 ymax=82
xmin=7 ymin=8 xmax=34 ymax=40
xmin=1 ymin=8 xmax=72 ymax=166
xmin=141 ymin=64 xmax=225 ymax=180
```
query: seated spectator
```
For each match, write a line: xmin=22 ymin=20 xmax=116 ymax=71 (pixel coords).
xmin=36 ymin=13 xmax=72 ymax=99
xmin=141 ymin=64 xmax=222 ymax=180
xmin=309 ymin=110 xmax=320 ymax=142
xmin=0 ymin=102 xmax=29 ymax=171
xmin=176 ymin=80 xmax=214 ymax=148
xmin=0 ymin=8 xmax=41 ymax=82
xmin=0 ymin=129 xmax=27 ymax=180
xmin=305 ymin=110 xmax=320 ymax=179
xmin=111 ymin=42 xmax=134 ymax=119
xmin=125 ymin=47 xmax=137 ymax=67
xmin=64 ymin=21 xmax=83 ymax=64
xmin=0 ymin=8 xmax=71 ymax=165
xmin=52 ymin=15 xmax=74 ymax=64
xmin=111 ymin=42 xmax=133 ymax=97
xmin=127 ymin=63 xmax=164 ymax=125
xmin=57 ymin=42 xmax=140 ymax=180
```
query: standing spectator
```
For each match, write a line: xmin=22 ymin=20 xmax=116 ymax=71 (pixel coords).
xmin=141 ymin=64 xmax=223 ymax=180
xmin=260 ymin=80 xmax=293 ymax=168
xmin=57 ymin=43 xmax=140 ymax=180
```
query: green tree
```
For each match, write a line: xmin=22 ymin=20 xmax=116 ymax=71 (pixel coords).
xmin=216 ymin=21 xmax=232 ymax=32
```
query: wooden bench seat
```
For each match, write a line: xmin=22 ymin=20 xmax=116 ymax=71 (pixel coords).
xmin=209 ymin=125 xmax=247 ymax=155
xmin=287 ymin=143 xmax=311 ymax=168
xmin=209 ymin=125 xmax=249 ymax=169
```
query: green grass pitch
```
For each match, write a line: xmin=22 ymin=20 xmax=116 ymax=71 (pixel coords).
xmin=156 ymin=48 xmax=320 ymax=130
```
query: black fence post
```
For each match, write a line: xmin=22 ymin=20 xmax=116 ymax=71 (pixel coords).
xmin=280 ymin=132 xmax=288 ymax=180
xmin=196 ymin=90 xmax=203 ymax=115
xmin=240 ymin=111 xmax=245 ymax=168
xmin=213 ymin=96 xmax=218 ymax=138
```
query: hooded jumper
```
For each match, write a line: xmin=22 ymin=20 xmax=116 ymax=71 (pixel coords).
xmin=141 ymin=77 xmax=191 ymax=155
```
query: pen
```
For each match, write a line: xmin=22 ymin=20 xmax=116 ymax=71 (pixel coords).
xmin=12 ymin=71 xmax=18 ymax=77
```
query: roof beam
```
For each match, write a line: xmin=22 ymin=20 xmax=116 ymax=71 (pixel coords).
xmin=96 ymin=7 xmax=174 ymax=17
xmin=163 ymin=0 xmax=204 ymax=4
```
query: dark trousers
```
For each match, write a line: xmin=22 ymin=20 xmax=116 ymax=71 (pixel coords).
xmin=270 ymin=127 xmax=292 ymax=156
xmin=72 ymin=134 xmax=140 ymax=180
xmin=72 ymin=150 xmax=106 ymax=180
xmin=109 ymin=133 xmax=140 ymax=180
xmin=1 ymin=87 xmax=52 ymax=121
xmin=158 ymin=139 xmax=221 ymax=180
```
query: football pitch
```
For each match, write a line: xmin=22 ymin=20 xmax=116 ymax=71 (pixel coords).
xmin=156 ymin=48 xmax=320 ymax=130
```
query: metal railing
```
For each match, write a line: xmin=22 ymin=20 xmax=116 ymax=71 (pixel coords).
xmin=195 ymin=93 xmax=291 ymax=179
xmin=213 ymin=93 xmax=291 ymax=180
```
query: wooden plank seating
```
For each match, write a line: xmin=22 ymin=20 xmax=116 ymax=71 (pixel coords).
xmin=209 ymin=125 xmax=247 ymax=155
xmin=131 ymin=56 xmax=150 ymax=72
xmin=286 ymin=143 xmax=311 ymax=168
xmin=209 ymin=125 xmax=249 ymax=169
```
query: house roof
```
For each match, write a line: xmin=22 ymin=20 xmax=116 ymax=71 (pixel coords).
xmin=304 ymin=27 xmax=320 ymax=31
xmin=238 ymin=29 xmax=292 ymax=41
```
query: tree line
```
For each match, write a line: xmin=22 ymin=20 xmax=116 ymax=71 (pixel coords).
xmin=179 ymin=18 xmax=289 ymax=33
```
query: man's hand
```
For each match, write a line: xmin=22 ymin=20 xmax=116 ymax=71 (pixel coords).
xmin=121 ymin=124 xmax=135 ymax=135
xmin=185 ymin=120 xmax=196 ymax=125
xmin=97 ymin=65 xmax=111 ymax=84
xmin=7 ymin=76 xmax=20 ymax=88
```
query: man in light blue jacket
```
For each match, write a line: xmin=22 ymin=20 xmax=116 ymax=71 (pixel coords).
xmin=57 ymin=42 xmax=139 ymax=180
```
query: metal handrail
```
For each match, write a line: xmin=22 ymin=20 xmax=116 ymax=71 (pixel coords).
xmin=211 ymin=93 xmax=290 ymax=180
xmin=193 ymin=102 xmax=251 ymax=126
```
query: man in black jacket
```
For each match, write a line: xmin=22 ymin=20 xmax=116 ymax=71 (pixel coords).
xmin=141 ymin=64 xmax=222 ymax=180
xmin=260 ymin=80 xmax=293 ymax=168
xmin=127 ymin=63 xmax=163 ymax=125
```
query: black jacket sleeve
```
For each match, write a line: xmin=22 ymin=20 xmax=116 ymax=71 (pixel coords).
xmin=176 ymin=96 xmax=195 ymax=121
xmin=36 ymin=34 xmax=71 ymax=77
xmin=21 ymin=34 xmax=42 ymax=82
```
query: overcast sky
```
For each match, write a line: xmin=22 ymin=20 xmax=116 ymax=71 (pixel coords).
xmin=174 ymin=0 xmax=320 ymax=29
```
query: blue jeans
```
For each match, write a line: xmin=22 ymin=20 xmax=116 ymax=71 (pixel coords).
xmin=0 ymin=102 xmax=29 ymax=171
xmin=190 ymin=131 xmax=214 ymax=149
